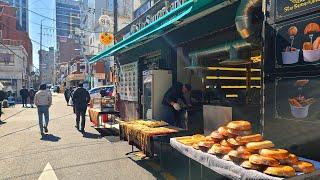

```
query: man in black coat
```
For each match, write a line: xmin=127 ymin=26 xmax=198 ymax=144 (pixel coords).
xmin=72 ymin=83 xmax=90 ymax=133
xmin=162 ymin=82 xmax=191 ymax=127
xmin=20 ymin=86 xmax=29 ymax=107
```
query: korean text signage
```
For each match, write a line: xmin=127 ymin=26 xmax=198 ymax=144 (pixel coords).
xmin=130 ymin=0 xmax=187 ymax=35
xmin=119 ymin=62 xmax=138 ymax=102
xmin=276 ymin=0 xmax=320 ymax=20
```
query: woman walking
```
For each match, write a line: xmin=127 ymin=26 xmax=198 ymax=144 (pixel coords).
xmin=35 ymin=84 xmax=52 ymax=136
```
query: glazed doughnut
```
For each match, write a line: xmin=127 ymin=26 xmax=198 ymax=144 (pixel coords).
xmin=259 ymin=149 xmax=289 ymax=160
xmin=227 ymin=120 xmax=252 ymax=131
xmin=228 ymin=150 xmax=252 ymax=160
xmin=293 ymin=161 xmax=315 ymax=173
xmin=246 ymin=140 xmax=274 ymax=150
xmin=208 ymin=144 xmax=232 ymax=155
xmin=249 ymin=154 xmax=280 ymax=167
xmin=227 ymin=128 xmax=252 ymax=136
xmin=209 ymin=131 xmax=224 ymax=141
xmin=220 ymin=139 xmax=234 ymax=147
xmin=237 ymin=146 xmax=259 ymax=154
xmin=279 ymin=154 xmax=299 ymax=165
xmin=304 ymin=22 xmax=320 ymax=35
xmin=198 ymin=140 xmax=215 ymax=152
xmin=217 ymin=126 xmax=236 ymax=138
xmin=236 ymin=134 xmax=263 ymax=143
xmin=227 ymin=138 xmax=246 ymax=146
xmin=222 ymin=155 xmax=232 ymax=161
xmin=264 ymin=166 xmax=295 ymax=177
xmin=240 ymin=160 xmax=262 ymax=170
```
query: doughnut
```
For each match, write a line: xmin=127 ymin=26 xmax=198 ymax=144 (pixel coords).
xmin=237 ymin=146 xmax=259 ymax=154
xmin=222 ymin=155 xmax=232 ymax=161
xmin=208 ymin=144 xmax=232 ymax=155
xmin=228 ymin=150 xmax=252 ymax=160
xmin=246 ymin=140 xmax=274 ymax=150
xmin=227 ymin=128 xmax=252 ymax=136
xmin=205 ymin=136 xmax=218 ymax=142
xmin=303 ymin=42 xmax=313 ymax=50
xmin=293 ymin=161 xmax=315 ymax=174
xmin=227 ymin=138 xmax=246 ymax=146
xmin=226 ymin=120 xmax=252 ymax=131
xmin=249 ymin=154 xmax=280 ymax=167
xmin=240 ymin=160 xmax=262 ymax=170
xmin=259 ymin=149 xmax=289 ymax=160
xmin=198 ymin=140 xmax=215 ymax=152
xmin=209 ymin=131 xmax=224 ymax=141
xmin=288 ymin=26 xmax=298 ymax=36
xmin=279 ymin=154 xmax=299 ymax=165
xmin=220 ymin=139 xmax=234 ymax=147
xmin=192 ymin=143 xmax=200 ymax=150
xmin=264 ymin=166 xmax=295 ymax=177
xmin=236 ymin=134 xmax=263 ymax=143
xmin=304 ymin=22 xmax=320 ymax=35
xmin=217 ymin=126 xmax=236 ymax=138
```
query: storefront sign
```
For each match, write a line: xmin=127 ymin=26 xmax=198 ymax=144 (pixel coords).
xmin=129 ymin=0 xmax=187 ymax=35
xmin=119 ymin=62 xmax=138 ymax=102
xmin=276 ymin=0 xmax=320 ymax=20
xmin=98 ymin=15 xmax=111 ymax=29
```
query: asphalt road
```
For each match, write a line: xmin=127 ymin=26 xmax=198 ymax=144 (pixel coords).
xmin=0 ymin=94 xmax=160 ymax=180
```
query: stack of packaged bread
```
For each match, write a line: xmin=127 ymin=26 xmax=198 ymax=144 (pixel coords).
xmin=187 ymin=120 xmax=316 ymax=177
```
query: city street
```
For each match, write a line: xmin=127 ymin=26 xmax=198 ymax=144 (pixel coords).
xmin=0 ymin=94 xmax=163 ymax=180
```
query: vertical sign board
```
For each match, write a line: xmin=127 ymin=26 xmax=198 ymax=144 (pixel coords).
xmin=120 ymin=62 xmax=138 ymax=101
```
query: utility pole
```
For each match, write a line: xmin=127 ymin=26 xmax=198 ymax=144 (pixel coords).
xmin=113 ymin=0 xmax=118 ymax=34
xmin=39 ymin=20 xmax=43 ymax=84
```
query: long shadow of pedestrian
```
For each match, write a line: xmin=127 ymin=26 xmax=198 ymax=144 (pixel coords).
xmin=0 ymin=121 xmax=6 ymax=126
xmin=40 ymin=134 xmax=61 ymax=142
xmin=82 ymin=131 xmax=101 ymax=139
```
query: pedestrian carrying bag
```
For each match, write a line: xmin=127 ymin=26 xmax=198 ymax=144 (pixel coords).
xmin=68 ymin=97 xmax=73 ymax=106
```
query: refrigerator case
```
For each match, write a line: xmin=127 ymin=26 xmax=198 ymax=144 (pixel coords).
xmin=142 ymin=70 xmax=172 ymax=120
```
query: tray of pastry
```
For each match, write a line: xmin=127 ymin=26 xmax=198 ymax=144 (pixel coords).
xmin=172 ymin=120 xmax=319 ymax=178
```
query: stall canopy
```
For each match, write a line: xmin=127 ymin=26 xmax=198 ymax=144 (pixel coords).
xmin=89 ymin=0 xmax=219 ymax=64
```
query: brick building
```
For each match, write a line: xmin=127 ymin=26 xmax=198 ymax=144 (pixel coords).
xmin=0 ymin=2 xmax=32 ymax=72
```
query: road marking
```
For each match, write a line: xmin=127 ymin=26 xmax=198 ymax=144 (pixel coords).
xmin=38 ymin=162 xmax=58 ymax=180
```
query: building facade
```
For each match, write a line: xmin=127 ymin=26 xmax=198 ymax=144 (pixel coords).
xmin=0 ymin=1 xmax=32 ymax=75
xmin=39 ymin=47 xmax=55 ymax=84
xmin=0 ymin=44 xmax=28 ymax=97
xmin=0 ymin=0 xmax=28 ymax=32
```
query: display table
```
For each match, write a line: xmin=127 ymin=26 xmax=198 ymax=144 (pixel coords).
xmin=170 ymin=138 xmax=320 ymax=180
xmin=119 ymin=121 xmax=186 ymax=157
xmin=88 ymin=108 xmax=120 ymax=128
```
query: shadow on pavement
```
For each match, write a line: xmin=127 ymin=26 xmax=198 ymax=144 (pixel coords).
xmin=40 ymin=134 xmax=61 ymax=142
xmin=82 ymin=131 xmax=101 ymax=139
xmin=104 ymin=136 xmax=120 ymax=143
xmin=0 ymin=121 xmax=6 ymax=125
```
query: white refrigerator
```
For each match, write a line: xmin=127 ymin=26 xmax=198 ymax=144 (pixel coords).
xmin=142 ymin=70 xmax=172 ymax=120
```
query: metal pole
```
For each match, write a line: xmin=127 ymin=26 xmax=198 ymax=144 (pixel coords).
xmin=113 ymin=0 xmax=118 ymax=34
xmin=39 ymin=20 xmax=43 ymax=83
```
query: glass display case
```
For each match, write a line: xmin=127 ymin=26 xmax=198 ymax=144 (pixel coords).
xmin=91 ymin=97 xmax=115 ymax=112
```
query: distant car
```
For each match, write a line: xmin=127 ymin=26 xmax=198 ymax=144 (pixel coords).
xmin=89 ymin=85 xmax=114 ymax=98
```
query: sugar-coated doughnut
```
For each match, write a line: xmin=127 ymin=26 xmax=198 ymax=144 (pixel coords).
xmin=227 ymin=138 xmax=246 ymax=146
xmin=249 ymin=154 xmax=280 ymax=167
xmin=293 ymin=161 xmax=315 ymax=174
xmin=208 ymin=144 xmax=232 ymax=155
xmin=236 ymin=134 xmax=263 ymax=143
xmin=240 ymin=160 xmax=262 ymax=170
xmin=227 ymin=128 xmax=252 ymax=136
xmin=264 ymin=166 xmax=295 ymax=177
xmin=228 ymin=150 xmax=252 ymax=160
xmin=279 ymin=154 xmax=299 ymax=165
xmin=246 ymin=140 xmax=274 ymax=150
xmin=226 ymin=120 xmax=252 ymax=131
xmin=259 ymin=149 xmax=289 ymax=160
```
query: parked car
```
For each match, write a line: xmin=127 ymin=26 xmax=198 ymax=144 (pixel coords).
xmin=89 ymin=85 xmax=114 ymax=98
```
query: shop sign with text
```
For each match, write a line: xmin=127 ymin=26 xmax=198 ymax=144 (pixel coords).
xmin=276 ymin=0 xmax=320 ymax=20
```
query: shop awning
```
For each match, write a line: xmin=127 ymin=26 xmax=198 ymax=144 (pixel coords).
xmin=89 ymin=0 xmax=216 ymax=64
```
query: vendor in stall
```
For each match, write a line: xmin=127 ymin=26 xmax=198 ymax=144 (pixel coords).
xmin=162 ymin=82 xmax=191 ymax=128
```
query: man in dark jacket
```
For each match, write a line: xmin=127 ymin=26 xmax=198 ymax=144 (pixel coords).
xmin=64 ymin=88 xmax=70 ymax=105
xmin=29 ymin=88 xmax=35 ymax=108
xmin=162 ymin=82 xmax=191 ymax=127
xmin=0 ymin=90 xmax=5 ymax=121
xmin=20 ymin=86 xmax=29 ymax=107
xmin=72 ymin=83 xmax=90 ymax=133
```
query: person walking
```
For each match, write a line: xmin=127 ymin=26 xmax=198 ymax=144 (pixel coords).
xmin=64 ymin=87 xmax=70 ymax=105
xmin=20 ymin=86 xmax=29 ymax=107
xmin=29 ymin=88 xmax=35 ymax=108
xmin=72 ymin=83 xmax=90 ymax=133
xmin=0 ymin=89 xmax=5 ymax=122
xmin=34 ymin=84 xmax=52 ymax=136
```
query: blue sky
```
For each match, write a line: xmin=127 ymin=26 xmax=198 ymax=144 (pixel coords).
xmin=29 ymin=0 xmax=56 ymax=69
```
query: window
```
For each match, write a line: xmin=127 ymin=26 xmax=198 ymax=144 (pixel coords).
xmin=0 ymin=53 xmax=14 ymax=65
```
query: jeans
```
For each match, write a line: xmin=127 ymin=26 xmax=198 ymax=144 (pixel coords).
xmin=162 ymin=105 xmax=185 ymax=128
xmin=22 ymin=97 xmax=27 ymax=107
xmin=76 ymin=106 xmax=87 ymax=131
xmin=37 ymin=106 xmax=49 ymax=133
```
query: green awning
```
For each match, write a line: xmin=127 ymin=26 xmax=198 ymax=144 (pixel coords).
xmin=89 ymin=0 xmax=216 ymax=64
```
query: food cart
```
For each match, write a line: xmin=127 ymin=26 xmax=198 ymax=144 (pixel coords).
xmin=88 ymin=97 xmax=120 ymax=130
